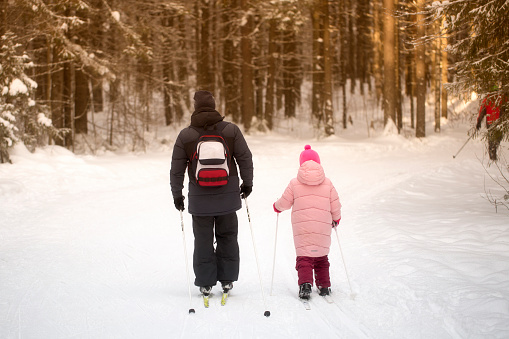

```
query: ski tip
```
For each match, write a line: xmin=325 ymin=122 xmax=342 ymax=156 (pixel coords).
xmin=189 ymin=308 xmax=195 ymax=314
xmin=264 ymin=310 xmax=271 ymax=317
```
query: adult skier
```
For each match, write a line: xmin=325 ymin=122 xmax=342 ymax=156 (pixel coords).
xmin=476 ymin=88 xmax=507 ymax=161
xmin=170 ymin=90 xmax=253 ymax=298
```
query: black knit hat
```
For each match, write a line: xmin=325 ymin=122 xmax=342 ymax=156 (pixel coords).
xmin=194 ymin=90 xmax=216 ymax=110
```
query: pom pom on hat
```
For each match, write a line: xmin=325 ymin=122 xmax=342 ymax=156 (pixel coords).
xmin=194 ymin=90 xmax=216 ymax=110
xmin=299 ymin=145 xmax=320 ymax=165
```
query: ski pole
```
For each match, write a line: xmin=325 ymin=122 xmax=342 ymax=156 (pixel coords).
xmin=244 ymin=197 xmax=271 ymax=317
xmin=180 ymin=210 xmax=195 ymax=314
xmin=334 ymin=227 xmax=355 ymax=299
xmin=270 ymin=213 xmax=279 ymax=296
xmin=453 ymin=134 xmax=473 ymax=159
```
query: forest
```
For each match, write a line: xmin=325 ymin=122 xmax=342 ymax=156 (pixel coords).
xmin=0 ymin=0 xmax=508 ymax=162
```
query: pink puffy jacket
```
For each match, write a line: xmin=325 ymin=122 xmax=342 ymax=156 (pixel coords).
xmin=274 ymin=160 xmax=342 ymax=257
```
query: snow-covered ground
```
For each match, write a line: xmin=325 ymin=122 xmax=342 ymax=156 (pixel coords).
xmin=1 ymin=121 xmax=508 ymax=338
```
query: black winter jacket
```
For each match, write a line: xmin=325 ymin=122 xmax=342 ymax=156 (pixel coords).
xmin=170 ymin=108 xmax=253 ymax=216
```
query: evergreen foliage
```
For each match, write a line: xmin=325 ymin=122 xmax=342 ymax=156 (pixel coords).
xmin=432 ymin=0 xmax=509 ymax=141
xmin=0 ymin=33 xmax=62 ymax=163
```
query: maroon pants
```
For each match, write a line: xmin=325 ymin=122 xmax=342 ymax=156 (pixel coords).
xmin=296 ymin=255 xmax=330 ymax=287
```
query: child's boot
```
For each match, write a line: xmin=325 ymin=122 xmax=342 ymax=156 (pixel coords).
xmin=299 ymin=283 xmax=312 ymax=300
xmin=318 ymin=286 xmax=331 ymax=296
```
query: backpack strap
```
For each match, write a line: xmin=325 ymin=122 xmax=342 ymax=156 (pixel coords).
xmin=184 ymin=123 xmax=222 ymax=159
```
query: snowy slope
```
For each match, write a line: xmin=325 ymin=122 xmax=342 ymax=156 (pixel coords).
xmin=1 ymin=123 xmax=508 ymax=339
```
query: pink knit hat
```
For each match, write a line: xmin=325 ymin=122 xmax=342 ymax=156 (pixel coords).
xmin=299 ymin=145 xmax=320 ymax=165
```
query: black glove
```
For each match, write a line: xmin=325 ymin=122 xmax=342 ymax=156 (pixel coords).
xmin=240 ymin=184 xmax=252 ymax=199
xmin=174 ymin=196 xmax=185 ymax=211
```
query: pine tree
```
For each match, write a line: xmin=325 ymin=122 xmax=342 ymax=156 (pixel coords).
xmin=0 ymin=33 xmax=61 ymax=163
xmin=432 ymin=0 xmax=509 ymax=140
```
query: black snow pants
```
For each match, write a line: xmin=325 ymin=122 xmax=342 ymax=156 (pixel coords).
xmin=192 ymin=212 xmax=240 ymax=287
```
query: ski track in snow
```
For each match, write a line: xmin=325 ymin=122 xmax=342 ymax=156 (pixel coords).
xmin=1 ymin=127 xmax=509 ymax=338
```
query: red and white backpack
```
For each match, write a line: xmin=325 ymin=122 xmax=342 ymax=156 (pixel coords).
xmin=190 ymin=123 xmax=231 ymax=187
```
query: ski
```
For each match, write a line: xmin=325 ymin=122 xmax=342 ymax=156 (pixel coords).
xmin=221 ymin=292 xmax=229 ymax=306
xmin=200 ymin=286 xmax=213 ymax=308
xmin=220 ymin=282 xmax=233 ymax=306
xmin=317 ymin=288 xmax=334 ymax=304
xmin=300 ymin=298 xmax=311 ymax=310
xmin=203 ymin=294 xmax=210 ymax=308
xmin=321 ymin=294 xmax=334 ymax=304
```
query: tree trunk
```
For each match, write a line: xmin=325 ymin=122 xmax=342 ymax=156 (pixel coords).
xmin=46 ymin=37 xmax=53 ymax=137
xmin=51 ymin=45 xmax=65 ymax=146
xmin=69 ymin=61 xmax=76 ymax=151
xmin=372 ymin=0 xmax=382 ymax=106
xmin=197 ymin=0 xmax=214 ymax=91
xmin=311 ymin=2 xmax=322 ymax=122
xmin=240 ymin=0 xmax=254 ymax=131
xmin=405 ymin=29 xmax=416 ymax=129
xmin=395 ymin=0 xmax=402 ymax=132
xmin=0 ymin=0 xmax=6 ymax=39
xmin=434 ymin=20 xmax=441 ymax=133
xmin=177 ymin=13 xmax=189 ymax=120
xmin=283 ymin=29 xmax=298 ymax=119
xmin=162 ymin=14 xmax=173 ymax=126
xmin=410 ymin=94 xmax=415 ymax=129
xmin=108 ymin=80 xmax=118 ymax=146
xmin=88 ymin=0 xmax=103 ymax=115
xmin=222 ymin=0 xmax=239 ymax=123
xmin=340 ymin=0 xmax=348 ymax=129
xmin=347 ymin=0 xmax=355 ymax=94
xmin=163 ymin=70 xmax=172 ymax=126
xmin=265 ymin=19 xmax=276 ymax=130
xmin=322 ymin=0 xmax=334 ymax=135
xmin=342 ymin=83 xmax=347 ymax=129
xmin=356 ymin=0 xmax=370 ymax=96
xmin=254 ymin=15 xmax=264 ymax=125
xmin=441 ymin=20 xmax=448 ymax=119
xmin=383 ymin=0 xmax=396 ymax=126
xmin=75 ymin=68 xmax=89 ymax=135
xmin=415 ymin=0 xmax=426 ymax=138
xmin=163 ymin=61 xmax=173 ymax=126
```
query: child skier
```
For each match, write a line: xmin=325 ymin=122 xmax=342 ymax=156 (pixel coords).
xmin=273 ymin=145 xmax=342 ymax=300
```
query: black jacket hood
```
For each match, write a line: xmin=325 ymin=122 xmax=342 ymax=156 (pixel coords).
xmin=190 ymin=107 xmax=224 ymax=128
